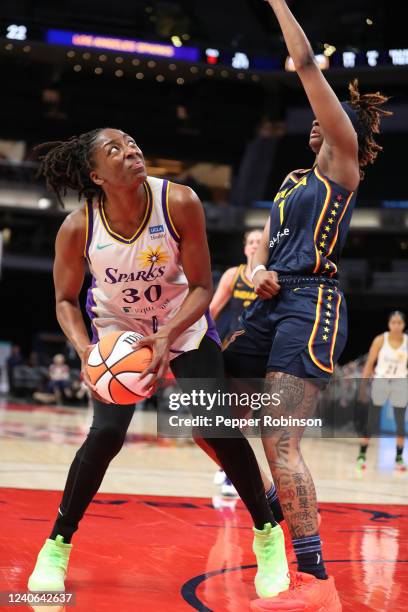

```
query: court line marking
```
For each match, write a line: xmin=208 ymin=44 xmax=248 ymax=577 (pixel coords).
xmin=181 ymin=560 xmax=408 ymax=611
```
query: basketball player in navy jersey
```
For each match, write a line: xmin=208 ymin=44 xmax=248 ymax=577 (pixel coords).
xmin=224 ymin=1 xmax=391 ymax=610
xmin=211 ymin=229 xmax=262 ymax=343
xmin=27 ymin=129 xmax=289 ymax=600
xmin=210 ymin=230 xmax=283 ymax=507
xmin=210 ymin=229 xmax=264 ymax=496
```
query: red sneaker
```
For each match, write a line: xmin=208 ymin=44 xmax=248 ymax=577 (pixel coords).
xmin=250 ymin=572 xmax=342 ymax=612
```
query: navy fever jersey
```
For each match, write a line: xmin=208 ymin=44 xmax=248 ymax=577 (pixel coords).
xmin=228 ymin=264 xmax=257 ymax=335
xmin=267 ymin=166 xmax=357 ymax=277
xmin=84 ymin=176 xmax=219 ymax=356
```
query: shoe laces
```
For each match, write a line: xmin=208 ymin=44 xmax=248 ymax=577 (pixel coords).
xmin=48 ymin=546 xmax=68 ymax=571
xmin=259 ymin=536 xmax=276 ymax=563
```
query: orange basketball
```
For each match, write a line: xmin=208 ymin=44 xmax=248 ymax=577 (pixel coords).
xmin=86 ymin=331 xmax=153 ymax=404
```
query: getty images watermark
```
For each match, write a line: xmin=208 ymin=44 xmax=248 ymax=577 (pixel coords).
xmin=162 ymin=389 xmax=323 ymax=433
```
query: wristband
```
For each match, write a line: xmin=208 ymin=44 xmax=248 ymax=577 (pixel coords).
xmin=251 ymin=265 xmax=267 ymax=283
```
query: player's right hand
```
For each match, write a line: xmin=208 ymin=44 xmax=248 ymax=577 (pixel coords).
xmin=80 ymin=344 xmax=113 ymax=404
xmin=253 ymin=270 xmax=281 ymax=299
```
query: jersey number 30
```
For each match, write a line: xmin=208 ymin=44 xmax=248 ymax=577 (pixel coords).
xmin=122 ymin=284 xmax=162 ymax=304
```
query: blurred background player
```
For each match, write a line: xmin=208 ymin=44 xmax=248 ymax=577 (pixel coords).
xmin=210 ymin=229 xmax=262 ymax=496
xmin=208 ymin=229 xmax=286 ymax=520
xmin=210 ymin=229 xmax=262 ymax=345
xmin=357 ymin=311 xmax=408 ymax=472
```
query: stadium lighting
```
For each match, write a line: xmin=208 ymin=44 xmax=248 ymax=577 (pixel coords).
xmin=324 ymin=44 xmax=336 ymax=58
xmin=38 ymin=198 xmax=52 ymax=209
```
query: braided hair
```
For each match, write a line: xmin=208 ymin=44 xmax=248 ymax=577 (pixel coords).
xmin=347 ymin=79 xmax=392 ymax=180
xmin=35 ymin=128 xmax=108 ymax=207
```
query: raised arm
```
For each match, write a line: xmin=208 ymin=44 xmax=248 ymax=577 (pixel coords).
xmin=210 ymin=267 xmax=238 ymax=320
xmin=266 ymin=0 xmax=359 ymax=189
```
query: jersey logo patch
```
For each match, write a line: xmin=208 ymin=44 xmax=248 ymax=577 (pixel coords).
xmin=137 ymin=245 xmax=170 ymax=267
xmin=149 ymin=224 xmax=165 ymax=235
xmin=96 ymin=243 xmax=113 ymax=250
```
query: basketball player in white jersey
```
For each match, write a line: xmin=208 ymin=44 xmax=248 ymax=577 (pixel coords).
xmin=27 ymin=128 xmax=289 ymax=601
xmin=357 ymin=311 xmax=408 ymax=472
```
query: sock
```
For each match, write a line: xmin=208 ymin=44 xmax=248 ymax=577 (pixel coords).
xmin=396 ymin=446 xmax=404 ymax=461
xmin=359 ymin=444 xmax=368 ymax=457
xmin=265 ymin=485 xmax=284 ymax=523
xmin=293 ymin=534 xmax=328 ymax=580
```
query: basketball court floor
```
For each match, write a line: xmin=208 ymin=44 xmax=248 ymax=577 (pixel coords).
xmin=1 ymin=398 xmax=407 ymax=611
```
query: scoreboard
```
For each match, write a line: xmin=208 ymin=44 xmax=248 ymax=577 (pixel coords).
xmin=4 ymin=23 xmax=408 ymax=72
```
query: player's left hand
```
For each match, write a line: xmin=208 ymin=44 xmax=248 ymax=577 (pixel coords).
xmin=132 ymin=333 xmax=171 ymax=389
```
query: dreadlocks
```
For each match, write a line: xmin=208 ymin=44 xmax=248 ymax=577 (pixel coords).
xmin=35 ymin=128 xmax=107 ymax=207
xmin=347 ymin=79 xmax=392 ymax=180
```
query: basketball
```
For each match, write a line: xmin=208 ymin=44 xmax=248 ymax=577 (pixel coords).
xmin=86 ymin=331 xmax=154 ymax=404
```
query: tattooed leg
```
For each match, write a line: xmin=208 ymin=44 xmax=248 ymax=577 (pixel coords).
xmin=261 ymin=372 xmax=320 ymax=539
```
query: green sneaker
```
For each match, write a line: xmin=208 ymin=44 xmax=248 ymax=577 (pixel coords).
xmin=28 ymin=535 xmax=72 ymax=592
xmin=252 ymin=522 xmax=290 ymax=598
xmin=395 ymin=456 xmax=407 ymax=472
xmin=356 ymin=454 xmax=367 ymax=473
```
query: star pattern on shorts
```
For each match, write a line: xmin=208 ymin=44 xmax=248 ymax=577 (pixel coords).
xmin=322 ymin=334 xmax=328 ymax=342
xmin=325 ymin=225 xmax=331 ymax=232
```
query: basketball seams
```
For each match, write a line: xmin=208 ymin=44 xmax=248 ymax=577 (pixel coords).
xmin=104 ymin=346 xmax=151 ymax=370
xmin=108 ymin=375 xmax=142 ymax=403
xmin=86 ymin=331 xmax=153 ymax=402
xmin=99 ymin=331 xmax=126 ymax=362
xmin=109 ymin=349 xmax=152 ymax=373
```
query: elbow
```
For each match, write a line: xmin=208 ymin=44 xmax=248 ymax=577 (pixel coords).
xmin=294 ymin=52 xmax=316 ymax=72
xmin=56 ymin=296 xmax=77 ymax=313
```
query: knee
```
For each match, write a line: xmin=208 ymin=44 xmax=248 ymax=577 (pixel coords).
xmin=85 ymin=425 xmax=126 ymax=459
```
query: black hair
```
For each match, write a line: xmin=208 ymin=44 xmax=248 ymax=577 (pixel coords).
xmin=388 ymin=310 xmax=406 ymax=324
xmin=35 ymin=128 xmax=110 ymax=208
xmin=347 ymin=80 xmax=393 ymax=180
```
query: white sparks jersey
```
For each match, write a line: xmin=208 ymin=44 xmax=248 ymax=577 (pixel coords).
xmin=84 ymin=177 xmax=219 ymax=357
xmin=374 ymin=333 xmax=408 ymax=379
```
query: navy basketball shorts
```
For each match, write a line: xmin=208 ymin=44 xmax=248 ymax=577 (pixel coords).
xmin=224 ymin=277 xmax=348 ymax=382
